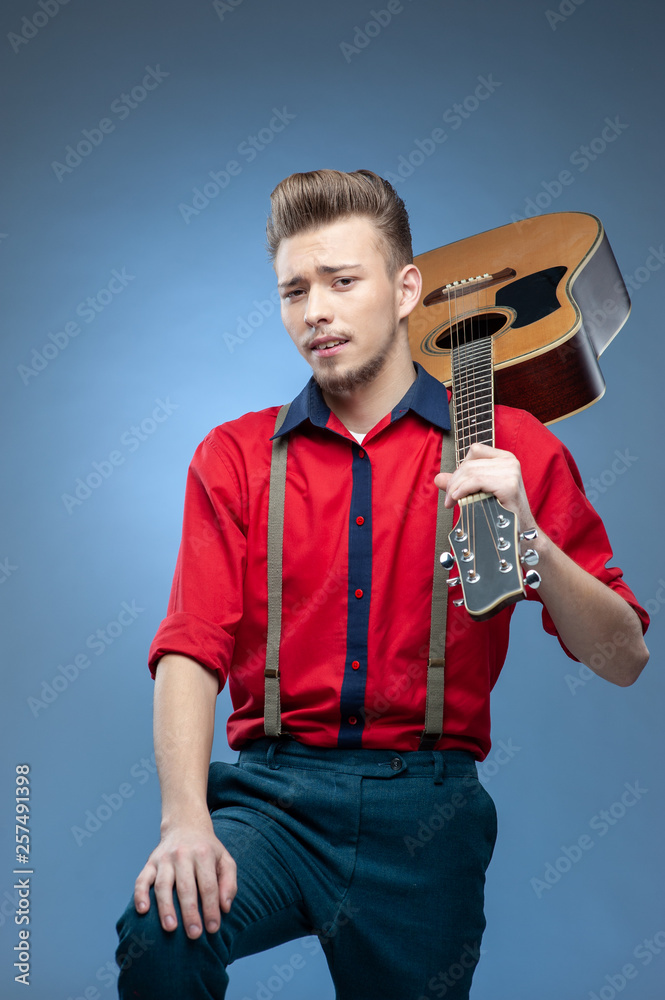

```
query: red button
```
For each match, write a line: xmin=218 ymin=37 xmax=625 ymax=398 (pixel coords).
xmin=355 ymin=589 xmax=363 ymax=599
xmin=352 ymin=660 xmax=360 ymax=670
xmin=356 ymin=516 xmax=364 ymax=526
xmin=348 ymin=716 xmax=357 ymax=725
xmin=358 ymin=449 xmax=365 ymax=459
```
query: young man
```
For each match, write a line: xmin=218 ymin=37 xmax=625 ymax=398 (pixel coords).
xmin=115 ymin=169 xmax=649 ymax=999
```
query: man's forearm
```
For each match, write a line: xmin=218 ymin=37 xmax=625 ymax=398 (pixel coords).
xmin=534 ymin=530 xmax=649 ymax=686
xmin=133 ymin=653 xmax=237 ymax=935
xmin=153 ymin=653 xmax=219 ymax=829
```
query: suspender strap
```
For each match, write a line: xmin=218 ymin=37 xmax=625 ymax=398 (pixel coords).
xmin=418 ymin=429 xmax=455 ymax=751
xmin=264 ymin=403 xmax=291 ymax=737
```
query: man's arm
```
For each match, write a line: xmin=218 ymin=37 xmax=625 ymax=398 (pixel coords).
xmin=133 ymin=653 xmax=238 ymax=939
xmin=436 ymin=442 xmax=649 ymax=685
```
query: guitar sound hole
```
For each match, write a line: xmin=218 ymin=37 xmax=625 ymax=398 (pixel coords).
xmin=434 ymin=312 xmax=507 ymax=349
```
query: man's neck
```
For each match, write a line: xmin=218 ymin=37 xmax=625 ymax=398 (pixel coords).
xmin=321 ymin=347 xmax=417 ymax=435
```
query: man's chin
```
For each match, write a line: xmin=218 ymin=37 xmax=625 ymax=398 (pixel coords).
xmin=312 ymin=354 xmax=387 ymax=396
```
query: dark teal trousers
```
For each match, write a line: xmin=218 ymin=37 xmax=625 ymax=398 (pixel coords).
xmin=116 ymin=737 xmax=497 ymax=999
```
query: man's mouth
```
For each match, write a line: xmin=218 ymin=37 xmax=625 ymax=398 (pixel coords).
xmin=310 ymin=338 xmax=349 ymax=356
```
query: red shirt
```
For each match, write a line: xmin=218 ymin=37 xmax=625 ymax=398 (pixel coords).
xmin=149 ymin=365 xmax=648 ymax=759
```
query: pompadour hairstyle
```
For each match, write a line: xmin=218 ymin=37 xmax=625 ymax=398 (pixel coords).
xmin=266 ymin=168 xmax=413 ymax=275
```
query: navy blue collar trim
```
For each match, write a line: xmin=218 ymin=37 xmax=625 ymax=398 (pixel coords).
xmin=272 ymin=362 xmax=450 ymax=439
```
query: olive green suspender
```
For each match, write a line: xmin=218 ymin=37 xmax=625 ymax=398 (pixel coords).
xmin=264 ymin=403 xmax=455 ymax=751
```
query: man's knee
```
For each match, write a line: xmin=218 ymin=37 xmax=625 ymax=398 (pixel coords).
xmin=115 ymin=888 xmax=231 ymax=997
xmin=115 ymin=891 xmax=165 ymax=990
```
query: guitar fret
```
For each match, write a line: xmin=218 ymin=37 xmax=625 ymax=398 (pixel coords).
xmin=451 ymin=335 xmax=494 ymax=464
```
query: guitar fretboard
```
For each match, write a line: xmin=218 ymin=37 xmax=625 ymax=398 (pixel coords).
xmin=451 ymin=336 xmax=494 ymax=467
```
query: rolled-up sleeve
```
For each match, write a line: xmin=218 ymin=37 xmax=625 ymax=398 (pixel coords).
xmin=507 ymin=407 xmax=650 ymax=658
xmin=148 ymin=431 xmax=247 ymax=689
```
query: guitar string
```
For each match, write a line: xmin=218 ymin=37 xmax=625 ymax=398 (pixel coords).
xmin=461 ymin=279 xmax=475 ymax=577
xmin=480 ymin=279 xmax=504 ymax=568
xmin=454 ymin=281 xmax=471 ymax=559
xmin=478 ymin=278 xmax=503 ymax=567
xmin=449 ymin=278 xmax=466 ymax=562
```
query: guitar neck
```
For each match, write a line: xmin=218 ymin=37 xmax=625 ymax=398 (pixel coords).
xmin=451 ymin=336 xmax=494 ymax=467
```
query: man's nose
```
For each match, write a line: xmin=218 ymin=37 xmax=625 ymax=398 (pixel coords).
xmin=303 ymin=287 xmax=333 ymax=328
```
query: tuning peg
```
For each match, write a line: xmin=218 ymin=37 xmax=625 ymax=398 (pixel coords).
xmin=453 ymin=598 xmax=465 ymax=607
xmin=520 ymin=548 xmax=539 ymax=566
xmin=524 ymin=570 xmax=541 ymax=589
xmin=446 ymin=576 xmax=461 ymax=588
xmin=520 ymin=527 xmax=538 ymax=541
xmin=440 ymin=552 xmax=456 ymax=570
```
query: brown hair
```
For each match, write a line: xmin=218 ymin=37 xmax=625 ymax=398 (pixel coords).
xmin=266 ymin=169 xmax=413 ymax=275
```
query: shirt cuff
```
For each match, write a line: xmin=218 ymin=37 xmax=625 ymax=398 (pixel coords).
xmin=148 ymin=612 xmax=235 ymax=690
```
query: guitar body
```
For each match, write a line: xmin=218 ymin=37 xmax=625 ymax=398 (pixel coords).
xmin=409 ymin=211 xmax=630 ymax=425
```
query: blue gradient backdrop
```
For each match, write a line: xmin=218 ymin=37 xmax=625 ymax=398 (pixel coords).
xmin=1 ymin=1 xmax=664 ymax=997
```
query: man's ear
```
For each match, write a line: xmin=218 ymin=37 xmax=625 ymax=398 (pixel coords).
xmin=397 ymin=264 xmax=422 ymax=319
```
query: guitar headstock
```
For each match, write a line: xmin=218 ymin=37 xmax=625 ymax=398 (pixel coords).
xmin=442 ymin=494 xmax=539 ymax=621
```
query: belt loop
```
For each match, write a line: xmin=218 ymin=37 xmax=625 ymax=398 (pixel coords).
xmin=432 ymin=751 xmax=445 ymax=785
xmin=267 ymin=740 xmax=281 ymax=770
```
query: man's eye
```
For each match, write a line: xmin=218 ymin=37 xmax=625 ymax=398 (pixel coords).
xmin=286 ymin=289 xmax=304 ymax=299
xmin=336 ymin=278 xmax=354 ymax=287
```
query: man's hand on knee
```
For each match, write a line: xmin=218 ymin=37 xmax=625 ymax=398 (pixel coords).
xmin=133 ymin=818 xmax=237 ymax=939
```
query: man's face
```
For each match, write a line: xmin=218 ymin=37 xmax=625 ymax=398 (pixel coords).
xmin=275 ymin=216 xmax=411 ymax=395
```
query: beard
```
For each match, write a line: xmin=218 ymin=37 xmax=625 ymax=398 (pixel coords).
xmin=312 ymin=321 xmax=399 ymax=396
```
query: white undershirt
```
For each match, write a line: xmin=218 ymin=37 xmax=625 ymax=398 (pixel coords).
xmin=349 ymin=431 xmax=366 ymax=444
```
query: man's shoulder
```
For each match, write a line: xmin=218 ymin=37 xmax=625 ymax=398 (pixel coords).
xmin=203 ymin=404 xmax=285 ymax=449
xmin=188 ymin=405 xmax=286 ymax=474
xmin=494 ymin=401 xmax=560 ymax=453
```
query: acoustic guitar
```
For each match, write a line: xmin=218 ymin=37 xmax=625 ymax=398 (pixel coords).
xmin=408 ymin=211 xmax=630 ymax=620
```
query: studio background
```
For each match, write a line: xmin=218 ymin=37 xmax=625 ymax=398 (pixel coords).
xmin=1 ymin=0 xmax=663 ymax=997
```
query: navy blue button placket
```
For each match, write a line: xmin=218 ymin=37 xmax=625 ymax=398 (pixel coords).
xmin=338 ymin=443 xmax=372 ymax=748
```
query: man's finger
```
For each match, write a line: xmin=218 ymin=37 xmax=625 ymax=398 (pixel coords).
xmin=153 ymin=862 xmax=180 ymax=933
xmin=193 ymin=852 xmax=224 ymax=933
xmin=172 ymin=859 xmax=207 ymax=939
xmin=217 ymin=846 xmax=238 ymax=913
xmin=134 ymin=861 xmax=157 ymax=915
